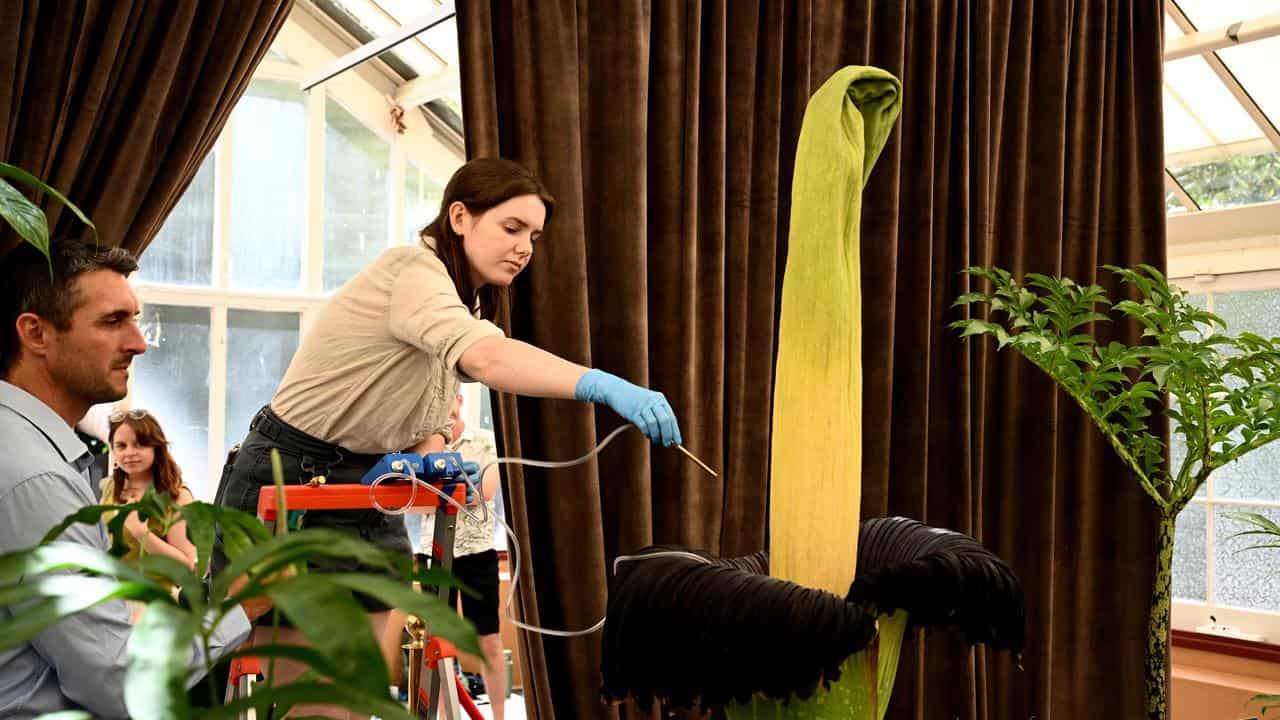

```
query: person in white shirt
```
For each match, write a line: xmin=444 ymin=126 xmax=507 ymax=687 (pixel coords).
xmin=418 ymin=393 xmax=508 ymax=718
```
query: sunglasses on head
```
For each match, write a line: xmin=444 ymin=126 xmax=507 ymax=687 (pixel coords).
xmin=109 ymin=409 xmax=150 ymax=423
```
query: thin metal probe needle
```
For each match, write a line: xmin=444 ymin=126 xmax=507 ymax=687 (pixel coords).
xmin=675 ymin=444 xmax=718 ymax=478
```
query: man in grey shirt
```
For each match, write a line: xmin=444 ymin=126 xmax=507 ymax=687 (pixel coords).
xmin=0 ymin=240 xmax=266 ymax=719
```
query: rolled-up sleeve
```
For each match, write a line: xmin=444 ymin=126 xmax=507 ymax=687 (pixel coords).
xmin=0 ymin=473 xmax=250 ymax=718
xmin=387 ymin=253 xmax=504 ymax=372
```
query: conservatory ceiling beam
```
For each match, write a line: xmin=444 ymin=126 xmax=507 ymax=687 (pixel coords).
xmin=1167 ymin=200 xmax=1280 ymax=246
xmin=1164 ymin=12 xmax=1280 ymax=61
xmin=301 ymin=1 xmax=455 ymax=92
xmin=393 ymin=67 xmax=460 ymax=108
xmin=1165 ymin=2 xmax=1280 ymax=152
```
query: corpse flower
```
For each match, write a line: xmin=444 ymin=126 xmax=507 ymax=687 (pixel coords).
xmin=602 ymin=67 xmax=1026 ymax=719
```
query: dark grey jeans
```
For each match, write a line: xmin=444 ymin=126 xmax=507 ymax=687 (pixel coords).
xmin=211 ymin=406 xmax=410 ymax=616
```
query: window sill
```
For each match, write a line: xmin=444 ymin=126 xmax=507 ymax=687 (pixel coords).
xmin=1173 ymin=628 xmax=1280 ymax=663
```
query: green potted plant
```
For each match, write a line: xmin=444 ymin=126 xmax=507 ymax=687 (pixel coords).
xmin=0 ymin=451 xmax=478 ymax=719
xmin=952 ymin=264 xmax=1280 ymax=720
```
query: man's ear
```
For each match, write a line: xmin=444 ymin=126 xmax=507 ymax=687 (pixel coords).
xmin=14 ymin=312 xmax=52 ymax=358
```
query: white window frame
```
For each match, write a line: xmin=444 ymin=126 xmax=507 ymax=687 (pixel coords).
xmin=117 ymin=12 xmax=464 ymax=499
xmin=1169 ymin=202 xmax=1280 ymax=644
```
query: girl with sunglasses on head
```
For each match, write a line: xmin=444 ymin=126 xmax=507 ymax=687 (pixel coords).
xmin=104 ymin=409 xmax=197 ymax=575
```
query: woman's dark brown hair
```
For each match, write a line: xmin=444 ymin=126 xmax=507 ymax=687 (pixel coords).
xmin=105 ymin=412 xmax=186 ymax=503
xmin=419 ymin=157 xmax=555 ymax=325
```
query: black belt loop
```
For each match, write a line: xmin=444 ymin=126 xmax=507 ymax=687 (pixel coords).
xmin=251 ymin=406 xmax=281 ymax=441
xmin=299 ymin=455 xmax=316 ymax=485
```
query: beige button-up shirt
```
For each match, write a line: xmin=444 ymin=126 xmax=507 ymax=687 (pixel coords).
xmin=271 ymin=238 xmax=504 ymax=454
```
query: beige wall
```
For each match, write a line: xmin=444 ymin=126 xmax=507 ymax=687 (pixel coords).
xmin=1173 ymin=646 xmax=1280 ymax=720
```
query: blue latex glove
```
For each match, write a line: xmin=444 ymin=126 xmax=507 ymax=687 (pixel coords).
xmin=575 ymin=369 xmax=683 ymax=446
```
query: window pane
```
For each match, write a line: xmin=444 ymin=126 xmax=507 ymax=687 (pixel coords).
xmin=404 ymin=163 xmax=445 ymax=245
xmin=134 ymin=305 xmax=211 ymax=499
xmin=1173 ymin=502 xmax=1207 ymax=602
xmin=324 ymin=98 xmax=390 ymax=291
xmin=230 ymin=79 xmax=305 ymax=290
xmin=1175 ymin=0 xmax=1280 ymax=125
xmin=1208 ymin=289 xmax=1280 ymax=501
xmin=319 ymin=0 xmax=445 ymax=77
xmin=419 ymin=16 xmax=460 ymax=67
xmin=1164 ymin=56 xmax=1263 ymax=146
xmin=224 ymin=310 xmax=300 ymax=454
xmin=1213 ymin=288 xmax=1280 ymax=338
xmin=1218 ymin=37 xmax=1280 ymax=130
xmin=1162 ymin=88 xmax=1213 ymax=155
xmin=139 ymin=152 xmax=215 ymax=286
xmin=1214 ymin=504 xmax=1280 ymax=613
xmin=1214 ymin=442 xmax=1280 ymax=502
xmin=1168 ymin=151 xmax=1280 ymax=210
xmin=478 ymin=385 xmax=494 ymax=432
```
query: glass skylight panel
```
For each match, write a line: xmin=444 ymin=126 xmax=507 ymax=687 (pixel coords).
xmin=1164 ymin=56 xmax=1265 ymax=147
xmin=369 ymin=0 xmax=429 ymax=21
xmin=419 ymin=16 xmax=460 ymax=68
xmin=1163 ymin=88 xmax=1215 ymax=154
xmin=329 ymin=0 xmax=447 ymax=77
xmin=1217 ymin=37 xmax=1280 ymax=131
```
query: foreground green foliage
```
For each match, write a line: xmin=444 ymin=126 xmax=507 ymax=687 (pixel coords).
xmin=0 ymin=453 xmax=477 ymax=719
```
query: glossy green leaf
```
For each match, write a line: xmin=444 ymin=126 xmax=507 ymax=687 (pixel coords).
xmin=0 ymin=177 xmax=50 ymax=260
xmin=41 ymin=501 xmax=156 ymax=558
xmin=0 ymin=541 xmax=154 ymax=585
xmin=135 ymin=555 xmax=202 ymax=598
xmin=1251 ymin=692 xmax=1280 ymax=714
xmin=125 ymin=602 xmax=196 ymax=719
xmin=952 ymin=291 xmax=990 ymax=307
xmin=178 ymin=501 xmax=270 ymax=578
xmin=261 ymin=573 xmax=390 ymax=696
xmin=325 ymin=573 xmax=481 ymax=657
xmin=0 ymin=161 xmax=96 ymax=238
xmin=0 ymin=575 xmax=168 ymax=648
xmin=211 ymin=527 xmax=404 ymax=603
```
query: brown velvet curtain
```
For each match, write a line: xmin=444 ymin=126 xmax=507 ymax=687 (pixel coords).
xmin=0 ymin=0 xmax=292 ymax=256
xmin=459 ymin=2 xmax=1166 ymax=719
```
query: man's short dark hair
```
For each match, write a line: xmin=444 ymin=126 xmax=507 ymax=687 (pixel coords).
xmin=0 ymin=239 xmax=139 ymax=375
